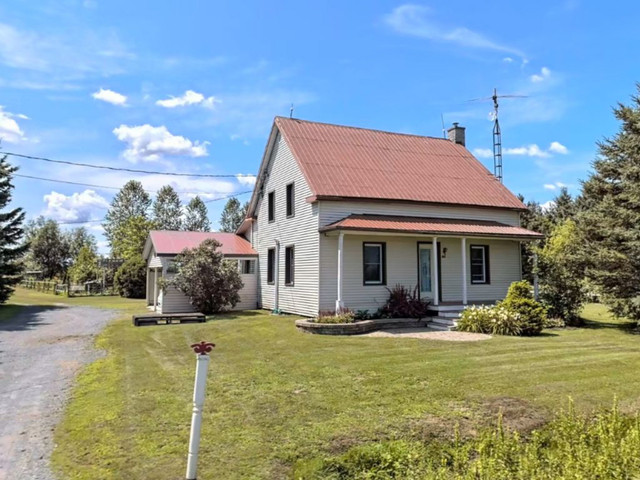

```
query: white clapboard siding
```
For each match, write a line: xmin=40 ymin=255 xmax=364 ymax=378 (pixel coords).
xmin=147 ymin=247 xmax=163 ymax=268
xmin=255 ymin=133 xmax=319 ymax=317
xmin=318 ymin=201 xmax=521 ymax=228
xmin=319 ymin=234 xmax=522 ymax=312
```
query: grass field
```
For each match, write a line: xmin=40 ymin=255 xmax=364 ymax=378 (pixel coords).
xmin=7 ymin=288 xmax=637 ymax=478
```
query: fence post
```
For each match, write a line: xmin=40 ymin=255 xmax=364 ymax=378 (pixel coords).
xmin=186 ymin=341 xmax=215 ymax=480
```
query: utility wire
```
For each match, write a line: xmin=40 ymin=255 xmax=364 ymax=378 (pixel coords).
xmin=2 ymin=151 xmax=257 ymax=179
xmin=56 ymin=190 xmax=253 ymax=225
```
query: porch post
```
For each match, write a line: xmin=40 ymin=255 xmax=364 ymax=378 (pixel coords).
xmin=533 ymin=251 xmax=539 ymax=300
xmin=432 ymin=237 xmax=439 ymax=306
xmin=461 ymin=237 xmax=467 ymax=305
xmin=335 ymin=232 xmax=345 ymax=313
xmin=153 ymin=268 xmax=158 ymax=311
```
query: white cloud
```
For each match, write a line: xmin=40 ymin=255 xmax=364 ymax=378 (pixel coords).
xmin=236 ymin=174 xmax=257 ymax=186
xmin=156 ymin=90 xmax=219 ymax=109
xmin=0 ymin=106 xmax=27 ymax=143
xmin=543 ymin=182 xmax=568 ymax=191
xmin=549 ymin=141 xmax=569 ymax=154
xmin=112 ymin=124 xmax=209 ymax=162
xmin=531 ymin=66 xmax=551 ymax=83
xmin=503 ymin=57 xmax=514 ymax=63
xmin=43 ymin=189 xmax=109 ymax=222
xmin=92 ymin=88 xmax=127 ymax=106
xmin=384 ymin=4 xmax=524 ymax=57
xmin=541 ymin=200 xmax=555 ymax=212
xmin=504 ymin=144 xmax=550 ymax=158
xmin=472 ymin=148 xmax=493 ymax=159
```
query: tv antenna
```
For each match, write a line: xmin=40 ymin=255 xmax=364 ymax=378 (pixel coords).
xmin=467 ymin=88 xmax=527 ymax=183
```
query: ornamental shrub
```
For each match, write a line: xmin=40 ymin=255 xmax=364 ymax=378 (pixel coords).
xmin=378 ymin=284 xmax=431 ymax=318
xmin=457 ymin=305 xmax=522 ymax=336
xmin=167 ymin=239 xmax=243 ymax=314
xmin=316 ymin=310 xmax=356 ymax=324
xmin=114 ymin=256 xmax=146 ymax=298
xmin=499 ymin=280 xmax=547 ymax=336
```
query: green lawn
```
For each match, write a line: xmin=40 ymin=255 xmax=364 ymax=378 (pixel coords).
xmin=6 ymin=287 xmax=633 ymax=479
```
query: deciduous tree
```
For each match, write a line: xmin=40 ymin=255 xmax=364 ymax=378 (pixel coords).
xmin=103 ymin=180 xmax=151 ymax=251
xmin=111 ymin=215 xmax=155 ymax=260
xmin=29 ymin=219 xmax=71 ymax=279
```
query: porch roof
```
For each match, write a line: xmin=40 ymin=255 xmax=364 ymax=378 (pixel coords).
xmin=319 ymin=214 xmax=543 ymax=239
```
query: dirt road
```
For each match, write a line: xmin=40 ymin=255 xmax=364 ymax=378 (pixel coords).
xmin=0 ymin=305 xmax=116 ymax=480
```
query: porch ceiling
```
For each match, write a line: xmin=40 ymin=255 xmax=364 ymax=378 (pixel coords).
xmin=319 ymin=214 xmax=543 ymax=239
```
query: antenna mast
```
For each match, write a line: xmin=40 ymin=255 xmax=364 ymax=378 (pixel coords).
xmin=491 ymin=89 xmax=503 ymax=183
xmin=467 ymin=88 xmax=527 ymax=184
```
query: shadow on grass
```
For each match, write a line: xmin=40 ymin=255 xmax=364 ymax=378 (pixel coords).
xmin=0 ymin=305 xmax=67 ymax=332
xmin=580 ymin=319 xmax=638 ymax=332
xmin=206 ymin=310 xmax=282 ymax=322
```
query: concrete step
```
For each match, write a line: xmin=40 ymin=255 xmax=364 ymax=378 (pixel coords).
xmin=428 ymin=316 xmax=457 ymax=331
xmin=436 ymin=311 xmax=463 ymax=319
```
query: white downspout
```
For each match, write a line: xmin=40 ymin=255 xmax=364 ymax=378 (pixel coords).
xmin=336 ymin=232 xmax=345 ymax=313
xmin=461 ymin=237 xmax=467 ymax=305
xmin=432 ymin=237 xmax=439 ymax=306
xmin=533 ymin=251 xmax=539 ymax=300
xmin=153 ymin=268 xmax=158 ymax=312
xmin=274 ymin=240 xmax=280 ymax=313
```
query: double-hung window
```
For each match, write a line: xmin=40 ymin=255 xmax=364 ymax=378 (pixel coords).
xmin=241 ymin=259 xmax=256 ymax=274
xmin=286 ymin=183 xmax=295 ymax=217
xmin=363 ymin=242 xmax=386 ymax=285
xmin=470 ymin=245 xmax=490 ymax=284
xmin=268 ymin=191 xmax=275 ymax=222
xmin=285 ymin=245 xmax=294 ymax=286
xmin=267 ymin=248 xmax=275 ymax=284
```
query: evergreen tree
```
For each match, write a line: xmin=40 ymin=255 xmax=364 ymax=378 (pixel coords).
xmin=183 ymin=196 xmax=211 ymax=231
xmin=153 ymin=185 xmax=182 ymax=230
xmin=579 ymin=86 xmax=640 ymax=325
xmin=219 ymin=197 xmax=247 ymax=233
xmin=29 ymin=219 xmax=71 ymax=279
xmin=548 ymin=187 xmax=577 ymax=225
xmin=0 ymin=156 xmax=27 ymax=302
xmin=103 ymin=180 xmax=151 ymax=251
xmin=518 ymin=194 xmax=552 ymax=282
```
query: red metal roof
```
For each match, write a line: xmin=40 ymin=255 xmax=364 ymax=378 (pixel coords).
xmin=274 ymin=117 xmax=525 ymax=210
xmin=320 ymin=214 xmax=543 ymax=239
xmin=149 ymin=231 xmax=257 ymax=256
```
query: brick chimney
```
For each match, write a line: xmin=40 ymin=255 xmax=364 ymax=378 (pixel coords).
xmin=447 ymin=122 xmax=465 ymax=147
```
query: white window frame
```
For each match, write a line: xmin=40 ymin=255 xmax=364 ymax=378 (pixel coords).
xmin=363 ymin=242 xmax=384 ymax=285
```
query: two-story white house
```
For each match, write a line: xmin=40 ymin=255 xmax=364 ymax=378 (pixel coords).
xmin=236 ymin=117 xmax=542 ymax=318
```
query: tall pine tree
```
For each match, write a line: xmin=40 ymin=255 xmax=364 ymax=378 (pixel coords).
xmin=153 ymin=185 xmax=182 ymax=230
xmin=183 ymin=196 xmax=211 ymax=231
xmin=579 ymin=86 xmax=640 ymax=324
xmin=103 ymin=180 xmax=151 ymax=253
xmin=219 ymin=198 xmax=247 ymax=233
xmin=0 ymin=156 xmax=27 ymax=302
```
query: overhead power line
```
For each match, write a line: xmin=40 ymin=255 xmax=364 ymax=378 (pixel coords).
xmin=56 ymin=190 xmax=252 ymax=225
xmin=2 ymin=151 xmax=257 ymax=179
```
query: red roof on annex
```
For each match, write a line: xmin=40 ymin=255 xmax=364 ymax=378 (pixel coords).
xmin=275 ymin=117 xmax=525 ymax=210
xmin=148 ymin=231 xmax=257 ymax=256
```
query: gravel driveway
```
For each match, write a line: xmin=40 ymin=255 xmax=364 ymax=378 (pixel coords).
xmin=0 ymin=305 xmax=116 ymax=480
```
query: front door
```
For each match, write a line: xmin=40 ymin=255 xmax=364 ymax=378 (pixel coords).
xmin=418 ymin=244 xmax=433 ymax=299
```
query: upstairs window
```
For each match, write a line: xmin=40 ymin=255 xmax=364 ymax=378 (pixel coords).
xmin=286 ymin=183 xmax=295 ymax=217
xmin=285 ymin=245 xmax=295 ymax=286
xmin=267 ymin=248 xmax=275 ymax=284
xmin=268 ymin=191 xmax=275 ymax=222
xmin=470 ymin=245 xmax=490 ymax=284
xmin=363 ymin=242 xmax=386 ymax=285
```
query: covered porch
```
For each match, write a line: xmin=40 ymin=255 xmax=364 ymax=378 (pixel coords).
xmin=319 ymin=214 xmax=543 ymax=314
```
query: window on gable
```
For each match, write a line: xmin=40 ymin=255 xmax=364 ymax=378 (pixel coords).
xmin=363 ymin=242 xmax=386 ymax=285
xmin=268 ymin=191 xmax=275 ymax=222
xmin=470 ymin=245 xmax=490 ymax=284
xmin=286 ymin=183 xmax=295 ymax=217
xmin=285 ymin=245 xmax=294 ymax=286
xmin=267 ymin=248 xmax=275 ymax=284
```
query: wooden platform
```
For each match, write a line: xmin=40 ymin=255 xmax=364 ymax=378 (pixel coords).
xmin=132 ymin=312 xmax=206 ymax=326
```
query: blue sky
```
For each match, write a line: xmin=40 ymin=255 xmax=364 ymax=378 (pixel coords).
xmin=1 ymin=0 xmax=638 ymax=251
